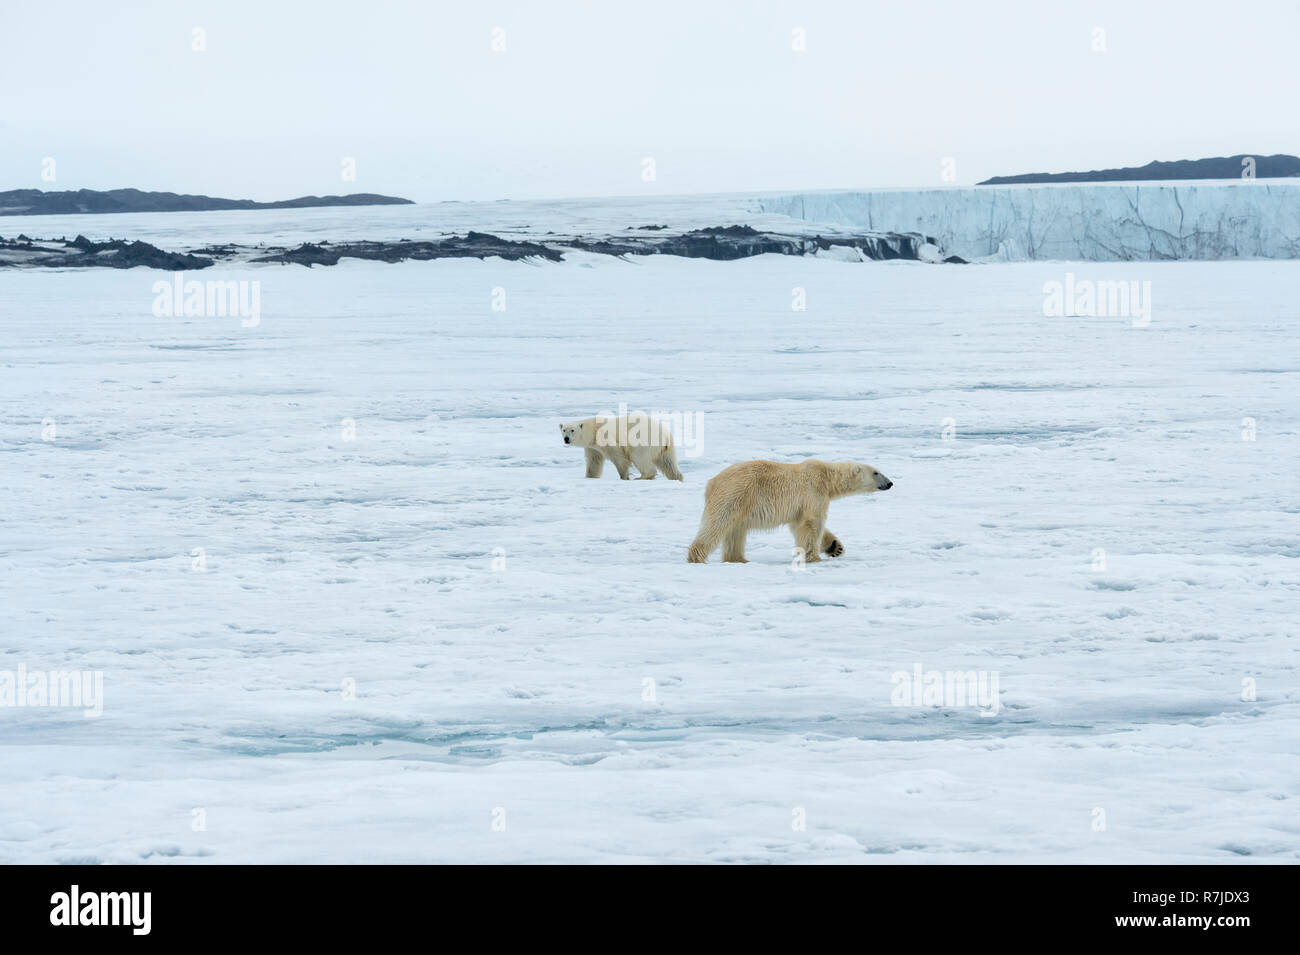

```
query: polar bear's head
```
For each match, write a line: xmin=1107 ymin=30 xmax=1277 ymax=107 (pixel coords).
xmin=849 ymin=462 xmax=893 ymax=494
xmin=559 ymin=420 xmax=589 ymax=447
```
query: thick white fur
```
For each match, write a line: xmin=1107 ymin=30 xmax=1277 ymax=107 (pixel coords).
xmin=559 ymin=414 xmax=684 ymax=481
xmin=687 ymin=459 xmax=891 ymax=563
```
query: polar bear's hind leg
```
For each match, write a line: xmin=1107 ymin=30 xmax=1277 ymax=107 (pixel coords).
xmin=688 ymin=491 xmax=738 ymax=563
xmin=656 ymin=445 xmax=684 ymax=481
xmin=608 ymin=448 xmax=633 ymax=480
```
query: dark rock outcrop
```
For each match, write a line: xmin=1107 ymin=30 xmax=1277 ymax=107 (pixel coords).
xmin=0 ymin=234 xmax=212 ymax=269
xmin=3 ymin=226 xmax=955 ymax=270
xmin=569 ymin=225 xmax=934 ymax=261
xmin=250 ymin=232 xmax=564 ymax=266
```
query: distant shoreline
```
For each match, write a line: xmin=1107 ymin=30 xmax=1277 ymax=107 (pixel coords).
xmin=978 ymin=153 xmax=1300 ymax=186
xmin=0 ymin=188 xmax=414 ymax=217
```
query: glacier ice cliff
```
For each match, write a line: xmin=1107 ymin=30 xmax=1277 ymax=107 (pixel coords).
xmin=759 ymin=182 xmax=1300 ymax=262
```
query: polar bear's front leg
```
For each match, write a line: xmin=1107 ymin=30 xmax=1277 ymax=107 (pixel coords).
xmin=793 ymin=518 xmax=825 ymax=563
xmin=584 ymin=448 xmax=605 ymax=478
xmin=721 ymin=528 xmax=749 ymax=563
xmin=820 ymin=528 xmax=845 ymax=558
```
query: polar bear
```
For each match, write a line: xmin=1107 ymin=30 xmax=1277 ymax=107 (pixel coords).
xmin=559 ymin=414 xmax=684 ymax=481
xmin=687 ymin=459 xmax=891 ymax=563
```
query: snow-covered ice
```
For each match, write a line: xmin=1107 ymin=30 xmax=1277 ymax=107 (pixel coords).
xmin=1 ymin=216 xmax=1298 ymax=862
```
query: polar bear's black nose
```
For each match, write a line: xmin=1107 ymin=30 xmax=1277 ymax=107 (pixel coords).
xmin=879 ymin=478 xmax=893 ymax=490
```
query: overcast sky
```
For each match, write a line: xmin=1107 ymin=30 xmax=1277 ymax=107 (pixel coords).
xmin=2 ymin=0 xmax=1296 ymax=202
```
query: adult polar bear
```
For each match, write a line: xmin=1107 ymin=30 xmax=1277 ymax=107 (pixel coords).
xmin=687 ymin=459 xmax=892 ymax=563
xmin=559 ymin=413 xmax=684 ymax=481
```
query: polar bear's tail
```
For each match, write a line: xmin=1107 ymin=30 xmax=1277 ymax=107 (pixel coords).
xmin=656 ymin=444 xmax=684 ymax=482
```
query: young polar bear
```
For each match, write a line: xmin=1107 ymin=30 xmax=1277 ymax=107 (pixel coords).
xmin=559 ymin=414 xmax=684 ymax=481
xmin=687 ymin=459 xmax=892 ymax=563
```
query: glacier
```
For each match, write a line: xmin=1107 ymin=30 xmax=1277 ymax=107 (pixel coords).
xmin=759 ymin=181 xmax=1300 ymax=262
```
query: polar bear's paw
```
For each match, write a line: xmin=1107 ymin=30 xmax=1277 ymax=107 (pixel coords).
xmin=823 ymin=538 xmax=845 ymax=558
